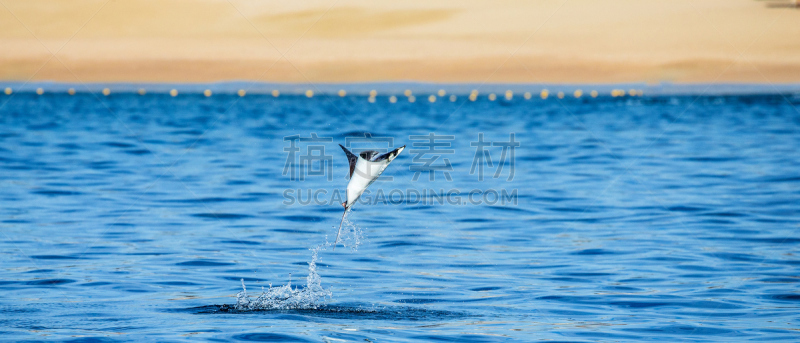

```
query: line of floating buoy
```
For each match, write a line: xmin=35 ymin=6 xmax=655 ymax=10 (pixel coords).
xmin=608 ymin=89 xmax=646 ymax=97
xmin=361 ymin=88 xmax=639 ymax=103
xmin=1 ymin=87 xmax=261 ymax=96
xmin=5 ymin=88 xmax=645 ymax=99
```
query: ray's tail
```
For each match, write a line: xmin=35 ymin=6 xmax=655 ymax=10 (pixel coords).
xmin=333 ymin=209 xmax=347 ymax=251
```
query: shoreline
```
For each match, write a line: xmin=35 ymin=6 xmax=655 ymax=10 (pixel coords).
xmin=3 ymin=80 xmax=799 ymax=96
xmin=3 ymin=55 xmax=800 ymax=86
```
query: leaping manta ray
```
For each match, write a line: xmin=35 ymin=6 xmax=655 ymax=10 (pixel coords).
xmin=334 ymin=144 xmax=405 ymax=250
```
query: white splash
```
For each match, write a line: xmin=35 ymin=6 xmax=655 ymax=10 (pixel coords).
xmin=336 ymin=211 xmax=365 ymax=251
xmin=234 ymin=217 xmax=367 ymax=310
xmin=235 ymin=245 xmax=331 ymax=310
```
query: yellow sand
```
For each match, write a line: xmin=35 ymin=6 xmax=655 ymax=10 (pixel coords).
xmin=1 ymin=0 xmax=799 ymax=84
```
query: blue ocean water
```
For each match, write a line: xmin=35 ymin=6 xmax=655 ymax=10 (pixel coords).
xmin=1 ymin=90 xmax=799 ymax=342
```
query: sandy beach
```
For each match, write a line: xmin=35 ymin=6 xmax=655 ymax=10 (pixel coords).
xmin=1 ymin=0 xmax=799 ymax=84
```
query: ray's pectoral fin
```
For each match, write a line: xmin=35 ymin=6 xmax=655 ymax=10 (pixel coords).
xmin=373 ymin=145 xmax=406 ymax=162
xmin=339 ymin=144 xmax=357 ymax=179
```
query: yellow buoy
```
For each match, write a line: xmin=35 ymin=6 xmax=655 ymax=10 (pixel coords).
xmin=305 ymin=90 xmax=313 ymax=98
xmin=238 ymin=89 xmax=246 ymax=97
xmin=438 ymin=89 xmax=446 ymax=97
xmin=272 ymin=90 xmax=280 ymax=97
xmin=369 ymin=90 xmax=377 ymax=97
xmin=590 ymin=90 xmax=598 ymax=98
xmin=102 ymin=88 xmax=110 ymax=96
xmin=540 ymin=90 xmax=549 ymax=99
xmin=389 ymin=95 xmax=397 ymax=103
xmin=4 ymin=87 xmax=11 ymax=95
xmin=504 ymin=90 xmax=512 ymax=100
xmin=524 ymin=92 xmax=532 ymax=100
xmin=204 ymin=89 xmax=212 ymax=97
xmin=408 ymin=95 xmax=416 ymax=103
xmin=36 ymin=88 xmax=44 ymax=95
xmin=138 ymin=88 xmax=146 ymax=95
xmin=574 ymin=90 xmax=583 ymax=98
xmin=404 ymin=89 xmax=412 ymax=97
xmin=470 ymin=90 xmax=479 ymax=97
xmin=488 ymin=93 xmax=496 ymax=101
xmin=368 ymin=96 xmax=376 ymax=103
xmin=428 ymin=95 xmax=436 ymax=103
xmin=469 ymin=94 xmax=477 ymax=101
xmin=557 ymin=92 xmax=564 ymax=99
xmin=637 ymin=90 xmax=644 ymax=96
xmin=170 ymin=89 xmax=178 ymax=97
xmin=338 ymin=90 xmax=346 ymax=97
xmin=629 ymin=89 xmax=637 ymax=96
xmin=68 ymin=88 xmax=76 ymax=95
xmin=449 ymin=94 xmax=457 ymax=102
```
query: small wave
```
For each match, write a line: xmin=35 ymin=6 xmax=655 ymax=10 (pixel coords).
xmin=191 ymin=213 xmax=253 ymax=220
xmin=233 ymin=333 xmax=310 ymax=342
xmin=176 ymin=260 xmax=235 ymax=267
xmin=189 ymin=303 xmax=466 ymax=321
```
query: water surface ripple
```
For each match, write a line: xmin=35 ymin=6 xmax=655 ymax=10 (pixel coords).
xmin=1 ymin=92 xmax=799 ymax=341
